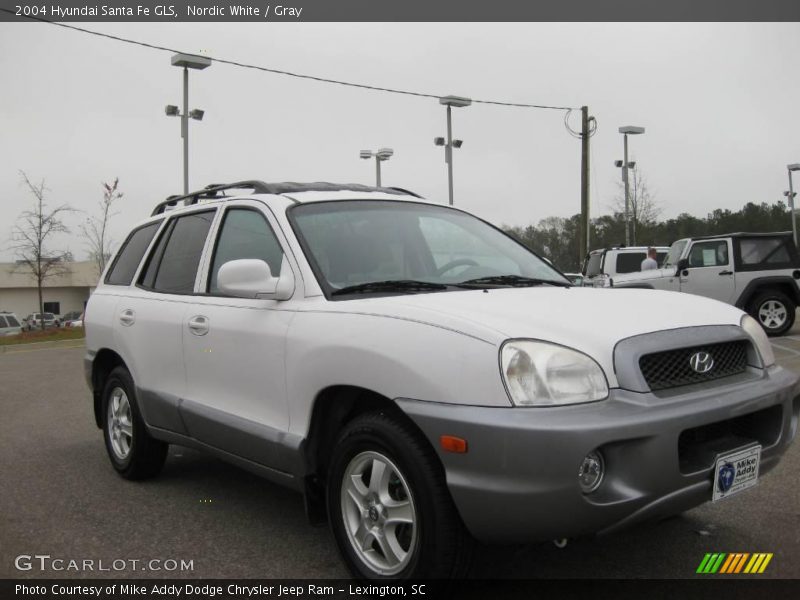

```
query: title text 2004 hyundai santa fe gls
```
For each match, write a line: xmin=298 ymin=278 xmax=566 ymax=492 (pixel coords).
xmin=85 ymin=181 xmax=800 ymax=580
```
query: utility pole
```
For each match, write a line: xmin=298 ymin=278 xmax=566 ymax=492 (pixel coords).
xmin=579 ymin=106 xmax=591 ymax=266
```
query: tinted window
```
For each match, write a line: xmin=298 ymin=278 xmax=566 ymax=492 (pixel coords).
xmin=149 ymin=211 xmax=214 ymax=294
xmin=0 ymin=316 xmax=7 ymax=327
xmin=6 ymin=315 xmax=19 ymax=327
xmin=106 ymin=222 xmax=161 ymax=286
xmin=688 ymin=241 xmax=729 ymax=267
xmin=209 ymin=209 xmax=284 ymax=293
xmin=43 ymin=303 xmax=59 ymax=315
xmin=739 ymin=238 xmax=791 ymax=265
xmin=615 ymin=253 xmax=646 ymax=274
xmin=656 ymin=252 xmax=668 ymax=267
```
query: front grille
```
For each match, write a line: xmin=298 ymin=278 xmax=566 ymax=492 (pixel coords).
xmin=639 ymin=340 xmax=748 ymax=391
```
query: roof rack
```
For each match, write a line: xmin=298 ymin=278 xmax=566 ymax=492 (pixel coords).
xmin=152 ymin=181 xmax=422 ymax=216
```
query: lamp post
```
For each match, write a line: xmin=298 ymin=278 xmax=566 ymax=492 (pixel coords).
xmin=788 ymin=164 xmax=800 ymax=247
xmin=436 ymin=95 xmax=471 ymax=205
xmin=360 ymin=148 xmax=394 ymax=187
xmin=166 ymin=53 xmax=211 ymax=194
xmin=618 ymin=126 xmax=645 ymax=246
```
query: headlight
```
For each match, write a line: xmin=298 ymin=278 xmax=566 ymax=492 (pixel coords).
xmin=500 ymin=340 xmax=609 ymax=406
xmin=740 ymin=314 xmax=775 ymax=367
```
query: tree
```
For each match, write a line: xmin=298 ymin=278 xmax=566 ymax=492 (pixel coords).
xmin=611 ymin=166 xmax=662 ymax=245
xmin=10 ymin=171 xmax=74 ymax=329
xmin=81 ymin=178 xmax=123 ymax=278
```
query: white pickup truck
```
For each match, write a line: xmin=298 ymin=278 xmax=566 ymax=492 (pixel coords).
xmin=610 ymin=232 xmax=800 ymax=336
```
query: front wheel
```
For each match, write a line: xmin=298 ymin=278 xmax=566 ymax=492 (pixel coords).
xmin=749 ymin=290 xmax=796 ymax=337
xmin=326 ymin=412 xmax=472 ymax=580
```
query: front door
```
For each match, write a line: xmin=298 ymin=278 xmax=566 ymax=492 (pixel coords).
xmin=680 ymin=238 xmax=736 ymax=303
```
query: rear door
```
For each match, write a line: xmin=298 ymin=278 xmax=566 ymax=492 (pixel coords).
xmin=113 ymin=210 xmax=216 ymax=434
xmin=679 ymin=238 xmax=736 ymax=303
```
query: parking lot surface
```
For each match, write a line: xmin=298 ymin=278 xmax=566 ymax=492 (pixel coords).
xmin=1 ymin=327 xmax=799 ymax=579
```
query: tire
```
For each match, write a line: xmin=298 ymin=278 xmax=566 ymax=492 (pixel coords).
xmin=101 ymin=366 xmax=168 ymax=480
xmin=748 ymin=290 xmax=796 ymax=337
xmin=326 ymin=411 xmax=473 ymax=580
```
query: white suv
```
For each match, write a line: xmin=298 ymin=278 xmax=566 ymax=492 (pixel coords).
xmin=85 ymin=181 xmax=798 ymax=580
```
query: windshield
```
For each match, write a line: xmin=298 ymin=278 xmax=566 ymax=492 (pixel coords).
xmin=585 ymin=253 xmax=603 ymax=277
xmin=663 ymin=240 xmax=688 ymax=268
xmin=290 ymin=201 xmax=568 ymax=295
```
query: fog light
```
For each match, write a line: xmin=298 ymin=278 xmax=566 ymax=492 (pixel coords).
xmin=578 ymin=451 xmax=604 ymax=493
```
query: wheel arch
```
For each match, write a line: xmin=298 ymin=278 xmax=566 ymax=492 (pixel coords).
xmin=301 ymin=384 xmax=441 ymax=524
xmin=735 ymin=276 xmax=800 ymax=310
xmin=91 ymin=348 xmax=129 ymax=428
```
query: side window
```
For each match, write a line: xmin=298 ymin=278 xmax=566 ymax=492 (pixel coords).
xmin=739 ymin=238 xmax=791 ymax=266
xmin=688 ymin=241 xmax=729 ymax=267
xmin=615 ymin=253 xmax=645 ymax=274
xmin=140 ymin=211 xmax=215 ymax=294
xmin=209 ymin=209 xmax=284 ymax=293
xmin=105 ymin=221 xmax=161 ymax=286
xmin=0 ymin=316 xmax=7 ymax=328
xmin=6 ymin=315 xmax=20 ymax=327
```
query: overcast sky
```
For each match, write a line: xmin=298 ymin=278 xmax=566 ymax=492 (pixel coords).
xmin=1 ymin=22 xmax=799 ymax=261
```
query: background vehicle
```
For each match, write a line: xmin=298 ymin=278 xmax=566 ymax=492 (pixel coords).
xmin=23 ymin=312 xmax=59 ymax=330
xmin=611 ymin=232 xmax=800 ymax=336
xmin=61 ymin=311 xmax=84 ymax=327
xmin=583 ymin=246 xmax=669 ymax=287
xmin=0 ymin=311 xmax=23 ymax=336
xmin=84 ymin=181 xmax=797 ymax=581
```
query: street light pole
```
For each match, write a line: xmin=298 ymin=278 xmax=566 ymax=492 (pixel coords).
xmin=167 ymin=53 xmax=211 ymax=194
xmin=360 ymin=148 xmax=394 ymax=186
xmin=788 ymin=164 xmax=800 ymax=247
xmin=618 ymin=126 xmax=645 ymax=246
xmin=437 ymin=95 xmax=471 ymax=206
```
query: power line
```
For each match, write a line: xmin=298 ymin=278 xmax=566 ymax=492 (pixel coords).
xmin=1 ymin=8 xmax=577 ymax=112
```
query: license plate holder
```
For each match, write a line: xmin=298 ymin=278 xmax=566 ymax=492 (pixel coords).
xmin=712 ymin=445 xmax=761 ymax=502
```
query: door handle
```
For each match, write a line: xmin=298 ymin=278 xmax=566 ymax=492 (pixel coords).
xmin=188 ymin=315 xmax=209 ymax=336
xmin=719 ymin=270 xmax=733 ymax=276
xmin=119 ymin=309 xmax=135 ymax=327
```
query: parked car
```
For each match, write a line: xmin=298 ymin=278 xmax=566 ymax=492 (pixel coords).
xmin=61 ymin=311 xmax=84 ymax=327
xmin=583 ymin=245 xmax=669 ymax=287
xmin=85 ymin=181 xmax=799 ymax=580
xmin=0 ymin=312 xmax=23 ymax=336
xmin=610 ymin=232 xmax=800 ymax=336
xmin=23 ymin=312 xmax=59 ymax=330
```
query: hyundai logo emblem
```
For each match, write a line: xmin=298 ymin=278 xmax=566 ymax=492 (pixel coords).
xmin=689 ymin=351 xmax=715 ymax=374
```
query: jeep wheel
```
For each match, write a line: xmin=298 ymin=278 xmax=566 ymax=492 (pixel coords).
xmin=327 ymin=412 xmax=472 ymax=580
xmin=102 ymin=366 xmax=168 ymax=479
xmin=749 ymin=291 xmax=796 ymax=337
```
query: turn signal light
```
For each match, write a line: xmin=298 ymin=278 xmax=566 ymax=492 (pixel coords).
xmin=440 ymin=435 xmax=468 ymax=453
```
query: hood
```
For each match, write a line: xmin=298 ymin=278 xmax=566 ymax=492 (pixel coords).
xmin=334 ymin=286 xmax=746 ymax=387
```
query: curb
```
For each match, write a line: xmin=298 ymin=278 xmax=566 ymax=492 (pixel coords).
xmin=0 ymin=338 xmax=86 ymax=354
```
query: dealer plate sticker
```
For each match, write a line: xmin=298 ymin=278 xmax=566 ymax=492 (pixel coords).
xmin=713 ymin=445 xmax=761 ymax=502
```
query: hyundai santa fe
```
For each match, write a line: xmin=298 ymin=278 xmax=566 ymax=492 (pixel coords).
xmin=84 ymin=181 xmax=800 ymax=580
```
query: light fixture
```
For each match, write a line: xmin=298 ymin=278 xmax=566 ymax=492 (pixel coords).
xmin=433 ymin=137 xmax=445 ymax=146
xmin=165 ymin=105 xmax=179 ymax=116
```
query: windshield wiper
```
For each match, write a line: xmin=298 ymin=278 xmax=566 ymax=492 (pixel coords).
xmin=456 ymin=275 xmax=571 ymax=288
xmin=331 ymin=279 xmax=448 ymax=296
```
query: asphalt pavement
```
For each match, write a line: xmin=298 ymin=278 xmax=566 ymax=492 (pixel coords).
xmin=1 ymin=325 xmax=799 ymax=579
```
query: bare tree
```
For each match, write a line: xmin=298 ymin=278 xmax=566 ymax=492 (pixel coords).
xmin=611 ymin=166 xmax=662 ymax=245
xmin=81 ymin=178 xmax=123 ymax=278
xmin=10 ymin=171 xmax=74 ymax=329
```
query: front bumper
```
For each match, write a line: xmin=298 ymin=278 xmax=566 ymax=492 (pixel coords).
xmin=397 ymin=366 xmax=800 ymax=544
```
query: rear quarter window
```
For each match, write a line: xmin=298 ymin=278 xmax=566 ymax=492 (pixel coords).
xmin=105 ymin=221 xmax=162 ymax=286
xmin=736 ymin=237 xmax=797 ymax=271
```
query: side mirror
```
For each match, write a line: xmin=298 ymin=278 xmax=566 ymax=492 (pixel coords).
xmin=676 ymin=258 xmax=689 ymax=276
xmin=217 ymin=257 xmax=295 ymax=300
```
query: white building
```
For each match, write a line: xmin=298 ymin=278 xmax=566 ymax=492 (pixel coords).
xmin=0 ymin=261 xmax=98 ymax=318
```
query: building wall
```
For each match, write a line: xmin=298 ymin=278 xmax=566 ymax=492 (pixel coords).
xmin=0 ymin=261 xmax=99 ymax=318
xmin=0 ymin=286 xmax=92 ymax=318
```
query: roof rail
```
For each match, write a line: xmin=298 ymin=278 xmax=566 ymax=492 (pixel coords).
xmin=152 ymin=181 xmax=422 ymax=215
xmin=152 ymin=181 xmax=272 ymax=216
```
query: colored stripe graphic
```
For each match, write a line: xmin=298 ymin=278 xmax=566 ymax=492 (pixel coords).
xmin=699 ymin=553 xmax=773 ymax=574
